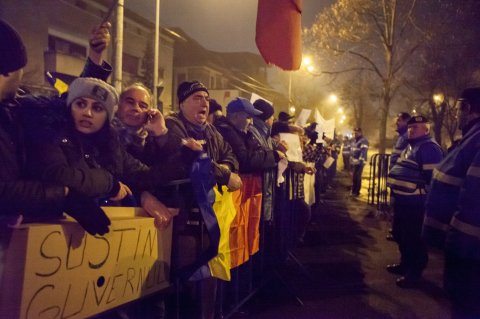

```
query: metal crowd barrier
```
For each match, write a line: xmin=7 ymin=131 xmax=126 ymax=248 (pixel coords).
xmin=0 ymin=172 xmax=306 ymax=319
xmin=367 ymin=153 xmax=391 ymax=213
xmin=148 ymin=170 xmax=304 ymax=319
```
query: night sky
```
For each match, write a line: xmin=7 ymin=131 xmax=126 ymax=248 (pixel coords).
xmin=126 ymin=0 xmax=332 ymax=53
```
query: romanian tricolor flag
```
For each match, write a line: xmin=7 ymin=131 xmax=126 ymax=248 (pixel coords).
xmin=45 ymin=72 xmax=69 ymax=95
xmin=256 ymin=0 xmax=303 ymax=70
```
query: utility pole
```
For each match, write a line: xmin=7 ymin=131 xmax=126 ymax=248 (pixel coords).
xmin=153 ymin=0 xmax=161 ymax=110
xmin=113 ymin=0 xmax=124 ymax=92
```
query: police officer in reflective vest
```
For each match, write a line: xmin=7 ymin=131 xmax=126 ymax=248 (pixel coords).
xmin=386 ymin=115 xmax=443 ymax=288
xmin=342 ymin=135 xmax=352 ymax=171
xmin=423 ymin=88 xmax=480 ymax=318
xmin=390 ymin=112 xmax=411 ymax=169
xmin=350 ymin=127 xmax=368 ymax=196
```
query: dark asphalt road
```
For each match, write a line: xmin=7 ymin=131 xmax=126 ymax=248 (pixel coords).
xmin=232 ymin=171 xmax=451 ymax=319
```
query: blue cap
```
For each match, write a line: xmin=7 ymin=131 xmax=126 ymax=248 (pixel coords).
xmin=227 ymin=97 xmax=262 ymax=116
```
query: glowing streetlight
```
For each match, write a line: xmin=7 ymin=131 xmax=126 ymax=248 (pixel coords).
xmin=341 ymin=114 xmax=346 ymax=120
xmin=329 ymin=94 xmax=338 ymax=103
xmin=337 ymin=107 xmax=344 ymax=114
xmin=306 ymin=65 xmax=315 ymax=73
xmin=433 ymin=93 xmax=444 ymax=106
xmin=289 ymin=106 xmax=296 ymax=114
xmin=302 ymin=55 xmax=312 ymax=67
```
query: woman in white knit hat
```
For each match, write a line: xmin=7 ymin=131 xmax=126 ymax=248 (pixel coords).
xmin=28 ymin=77 xmax=174 ymax=229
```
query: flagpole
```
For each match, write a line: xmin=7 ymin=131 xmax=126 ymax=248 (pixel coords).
xmin=288 ymin=71 xmax=292 ymax=112
xmin=153 ymin=0 xmax=160 ymax=110
xmin=113 ymin=0 xmax=124 ymax=92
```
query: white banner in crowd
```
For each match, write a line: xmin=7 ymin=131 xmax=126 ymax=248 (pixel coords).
xmin=314 ymin=108 xmax=324 ymax=124
xmin=250 ymin=93 xmax=272 ymax=106
xmin=313 ymin=109 xmax=335 ymax=142
xmin=323 ymin=118 xmax=336 ymax=139
xmin=314 ymin=109 xmax=325 ymax=143
xmin=295 ymin=108 xmax=312 ymax=127
xmin=279 ymin=133 xmax=303 ymax=162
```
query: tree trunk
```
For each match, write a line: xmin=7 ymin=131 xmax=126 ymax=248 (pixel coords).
xmin=378 ymin=87 xmax=392 ymax=154
xmin=378 ymin=105 xmax=388 ymax=154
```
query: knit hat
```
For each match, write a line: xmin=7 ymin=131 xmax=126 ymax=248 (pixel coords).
xmin=209 ymin=98 xmax=222 ymax=114
xmin=407 ymin=115 xmax=429 ymax=125
xmin=278 ymin=111 xmax=294 ymax=122
xmin=397 ymin=112 xmax=411 ymax=121
xmin=177 ymin=81 xmax=209 ymax=104
xmin=459 ymin=87 xmax=480 ymax=113
xmin=253 ymin=99 xmax=274 ymax=121
xmin=227 ymin=97 xmax=262 ymax=116
xmin=0 ymin=19 xmax=27 ymax=75
xmin=67 ymin=77 xmax=119 ymax=121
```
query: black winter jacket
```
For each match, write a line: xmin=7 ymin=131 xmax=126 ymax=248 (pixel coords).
xmin=160 ymin=113 xmax=238 ymax=186
xmin=214 ymin=116 xmax=277 ymax=174
xmin=0 ymin=100 xmax=65 ymax=217
xmin=27 ymin=122 xmax=155 ymax=200
xmin=0 ymin=58 xmax=111 ymax=218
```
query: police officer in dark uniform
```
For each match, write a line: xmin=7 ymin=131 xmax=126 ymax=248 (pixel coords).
xmin=424 ymin=88 xmax=480 ymax=317
xmin=350 ymin=127 xmax=368 ymax=197
xmin=386 ymin=115 xmax=444 ymax=288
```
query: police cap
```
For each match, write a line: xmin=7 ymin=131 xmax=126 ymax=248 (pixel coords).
xmin=407 ymin=115 xmax=429 ymax=125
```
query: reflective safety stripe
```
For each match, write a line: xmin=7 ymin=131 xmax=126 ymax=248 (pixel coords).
xmin=433 ymin=169 xmax=463 ymax=186
xmin=422 ymin=163 xmax=438 ymax=171
xmin=424 ymin=216 xmax=450 ymax=232
xmin=391 ymin=188 xmax=423 ymax=195
xmin=467 ymin=165 xmax=480 ymax=178
xmin=399 ymin=158 xmax=418 ymax=166
xmin=361 ymin=144 xmax=368 ymax=149
xmin=451 ymin=215 xmax=480 ymax=240
xmin=387 ymin=177 xmax=418 ymax=190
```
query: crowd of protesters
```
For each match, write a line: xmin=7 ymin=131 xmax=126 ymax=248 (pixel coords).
xmin=0 ymin=19 xmax=348 ymax=319
xmin=2 ymin=16 xmax=480 ymax=319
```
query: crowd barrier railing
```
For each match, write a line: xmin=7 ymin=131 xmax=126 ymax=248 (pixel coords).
xmin=367 ymin=153 xmax=391 ymax=213
xmin=0 ymin=170 xmax=308 ymax=319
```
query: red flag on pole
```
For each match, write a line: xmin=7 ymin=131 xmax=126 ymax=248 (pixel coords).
xmin=255 ymin=0 xmax=303 ymax=71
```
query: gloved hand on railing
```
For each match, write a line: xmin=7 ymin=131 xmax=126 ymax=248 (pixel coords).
xmin=64 ymin=189 xmax=111 ymax=236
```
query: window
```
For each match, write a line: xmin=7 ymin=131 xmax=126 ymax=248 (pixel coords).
xmin=123 ymin=53 xmax=140 ymax=75
xmin=48 ymin=35 xmax=87 ymax=58
xmin=177 ymin=73 xmax=186 ymax=84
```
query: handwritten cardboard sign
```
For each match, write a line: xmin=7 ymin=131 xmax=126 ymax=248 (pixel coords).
xmin=0 ymin=207 xmax=172 ymax=319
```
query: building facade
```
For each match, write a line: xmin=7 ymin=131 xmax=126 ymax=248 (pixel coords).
xmin=0 ymin=0 xmax=175 ymax=110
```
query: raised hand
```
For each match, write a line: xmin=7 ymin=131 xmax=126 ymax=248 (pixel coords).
xmin=89 ymin=22 xmax=111 ymax=64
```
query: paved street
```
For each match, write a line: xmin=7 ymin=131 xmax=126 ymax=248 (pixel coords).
xmin=233 ymin=170 xmax=451 ymax=319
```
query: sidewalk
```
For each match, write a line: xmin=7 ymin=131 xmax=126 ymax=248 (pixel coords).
xmin=234 ymin=171 xmax=451 ymax=319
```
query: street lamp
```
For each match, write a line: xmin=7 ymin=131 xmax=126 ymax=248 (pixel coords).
xmin=433 ymin=93 xmax=444 ymax=106
xmin=329 ymin=94 xmax=338 ymax=104
xmin=302 ymin=55 xmax=312 ymax=68
xmin=288 ymin=54 xmax=316 ymax=115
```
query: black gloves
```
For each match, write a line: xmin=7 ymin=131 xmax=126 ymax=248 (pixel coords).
xmin=64 ymin=190 xmax=111 ymax=236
